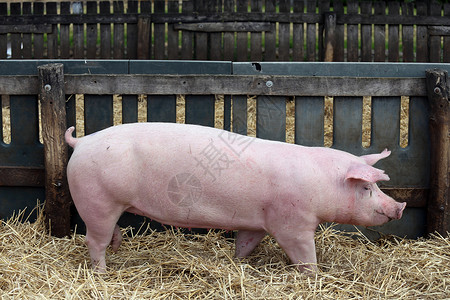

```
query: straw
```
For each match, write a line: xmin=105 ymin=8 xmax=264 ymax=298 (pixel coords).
xmin=1 ymin=207 xmax=449 ymax=299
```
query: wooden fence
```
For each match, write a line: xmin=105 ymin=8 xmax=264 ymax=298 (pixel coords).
xmin=0 ymin=60 xmax=449 ymax=238
xmin=0 ymin=0 xmax=449 ymax=62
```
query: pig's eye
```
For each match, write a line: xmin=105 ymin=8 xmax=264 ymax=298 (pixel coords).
xmin=364 ymin=186 xmax=373 ymax=197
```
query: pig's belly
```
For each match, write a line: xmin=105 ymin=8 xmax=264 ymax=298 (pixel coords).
xmin=125 ymin=167 xmax=274 ymax=231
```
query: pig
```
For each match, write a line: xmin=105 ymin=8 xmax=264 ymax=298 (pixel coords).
xmin=65 ymin=122 xmax=406 ymax=273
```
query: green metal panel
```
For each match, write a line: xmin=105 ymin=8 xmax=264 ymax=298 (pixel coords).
xmin=84 ymin=95 xmax=114 ymax=135
xmin=295 ymin=97 xmax=324 ymax=146
xmin=1 ymin=95 xmax=42 ymax=167
xmin=370 ymin=96 xmax=402 ymax=187
xmin=232 ymin=95 xmax=247 ymax=135
xmin=233 ymin=62 xmax=450 ymax=77
xmin=122 ymin=95 xmax=138 ymax=123
xmin=0 ymin=59 xmax=129 ymax=75
xmin=0 ymin=187 xmax=44 ymax=222
xmin=256 ymin=96 xmax=286 ymax=142
xmin=147 ymin=95 xmax=176 ymax=122
xmin=332 ymin=96 xmax=364 ymax=155
xmin=129 ymin=60 xmax=232 ymax=74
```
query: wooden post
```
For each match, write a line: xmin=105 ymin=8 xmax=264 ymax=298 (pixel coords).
xmin=38 ymin=63 xmax=72 ymax=238
xmin=137 ymin=16 xmax=151 ymax=59
xmin=323 ymin=12 xmax=336 ymax=62
xmin=426 ymin=69 xmax=450 ymax=236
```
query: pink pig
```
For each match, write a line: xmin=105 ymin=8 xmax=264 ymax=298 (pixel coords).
xmin=65 ymin=122 xmax=406 ymax=272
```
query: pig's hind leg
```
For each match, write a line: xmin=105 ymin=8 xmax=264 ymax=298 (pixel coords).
xmin=235 ymin=230 xmax=266 ymax=257
xmin=75 ymin=200 xmax=124 ymax=272
xmin=110 ymin=224 xmax=123 ymax=252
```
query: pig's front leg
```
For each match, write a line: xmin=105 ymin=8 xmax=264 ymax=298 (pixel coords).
xmin=235 ymin=230 xmax=267 ymax=257
xmin=272 ymin=230 xmax=318 ymax=273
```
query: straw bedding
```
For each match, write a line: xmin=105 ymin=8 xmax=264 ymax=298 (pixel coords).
xmin=1 ymin=207 xmax=449 ymax=299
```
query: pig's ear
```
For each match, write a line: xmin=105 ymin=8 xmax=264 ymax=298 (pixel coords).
xmin=360 ymin=149 xmax=391 ymax=166
xmin=345 ymin=164 xmax=390 ymax=183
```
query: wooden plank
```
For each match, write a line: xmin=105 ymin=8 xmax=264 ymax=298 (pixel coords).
xmin=0 ymin=3 xmax=6 ymax=58
xmin=295 ymin=96 xmax=324 ymax=146
xmin=0 ymin=167 xmax=45 ymax=187
xmin=208 ymin=0 xmax=221 ymax=61
xmin=194 ymin=0 xmax=208 ymax=59
xmin=113 ymin=1 xmax=125 ymax=59
xmin=445 ymin=4 xmax=450 ymax=62
xmin=72 ymin=2 xmax=84 ymax=58
xmin=10 ymin=3 xmax=21 ymax=59
xmin=0 ymin=24 xmax=52 ymax=34
xmin=181 ymin=0 xmax=194 ymax=59
xmin=323 ymin=12 xmax=336 ymax=62
xmin=292 ymin=0 xmax=304 ymax=61
xmin=154 ymin=0 xmax=165 ymax=59
xmin=306 ymin=0 xmax=316 ymax=61
xmin=373 ymin=1 xmax=386 ymax=62
xmin=250 ymin=0 xmax=263 ymax=61
xmin=0 ymin=74 xmax=421 ymax=96
xmin=429 ymin=26 xmax=450 ymax=36
xmin=33 ymin=2 xmax=45 ymax=59
xmin=86 ymin=1 xmax=98 ymax=59
xmin=333 ymin=0 xmax=344 ymax=62
xmin=137 ymin=18 xmax=151 ymax=59
xmin=360 ymin=1 xmax=372 ymax=62
xmin=38 ymin=63 xmax=71 ymax=238
xmin=46 ymin=2 xmax=58 ymax=58
xmin=425 ymin=69 xmax=450 ymax=235
xmin=401 ymin=2 xmax=414 ymax=62
xmin=100 ymin=1 xmax=111 ymax=59
xmin=60 ymin=2 xmax=71 ymax=58
xmin=278 ymin=0 xmax=290 ymax=61
xmin=415 ymin=2 xmax=428 ymax=62
xmin=222 ymin=0 xmax=234 ymax=60
xmin=429 ymin=2 xmax=442 ymax=62
xmin=175 ymin=22 xmax=271 ymax=32
xmin=0 ymin=13 xmax=137 ymax=25
xmin=382 ymin=188 xmax=427 ymax=208
xmin=264 ymin=0 xmax=276 ymax=61
xmin=21 ymin=3 xmax=32 ymax=58
xmin=346 ymin=0 xmax=358 ymax=62
xmin=2 ymin=10 xmax=450 ymax=26
xmin=126 ymin=0 xmax=138 ymax=59
xmin=318 ymin=0 xmax=330 ymax=62
xmin=167 ymin=0 xmax=179 ymax=60
xmin=387 ymin=2 xmax=399 ymax=62
xmin=236 ymin=0 xmax=248 ymax=61
xmin=61 ymin=74 xmax=428 ymax=97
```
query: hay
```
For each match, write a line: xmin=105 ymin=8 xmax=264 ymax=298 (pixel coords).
xmin=1 ymin=207 xmax=449 ymax=299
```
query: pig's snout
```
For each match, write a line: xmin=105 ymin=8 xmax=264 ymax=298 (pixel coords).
xmin=383 ymin=201 xmax=406 ymax=221
xmin=395 ymin=202 xmax=407 ymax=219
